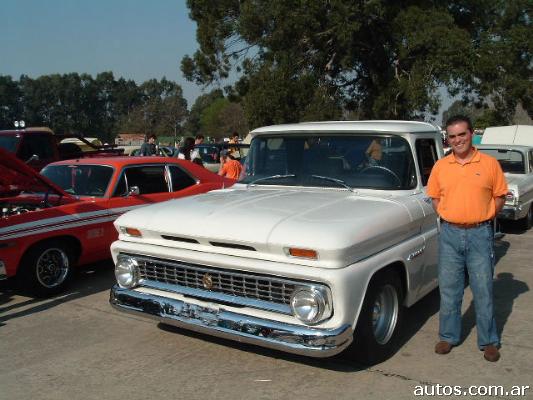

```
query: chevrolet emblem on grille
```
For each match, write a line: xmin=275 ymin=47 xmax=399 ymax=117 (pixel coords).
xmin=202 ymin=273 xmax=214 ymax=290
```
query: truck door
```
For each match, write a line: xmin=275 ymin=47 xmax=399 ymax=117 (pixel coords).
xmin=414 ymin=137 xmax=440 ymax=295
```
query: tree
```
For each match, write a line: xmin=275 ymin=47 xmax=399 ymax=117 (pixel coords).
xmin=0 ymin=74 xmax=187 ymax=143
xmin=185 ymin=89 xmax=224 ymax=135
xmin=182 ymin=1 xmax=533 ymax=127
xmin=0 ymin=75 xmax=23 ymax=129
xmin=115 ymin=78 xmax=188 ymax=139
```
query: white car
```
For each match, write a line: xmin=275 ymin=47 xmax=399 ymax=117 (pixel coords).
xmin=109 ymin=121 xmax=443 ymax=364
xmin=477 ymin=144 xmax=533 ymax=229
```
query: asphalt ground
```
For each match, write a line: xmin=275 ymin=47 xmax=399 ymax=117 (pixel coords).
xmin=1 ymin=223 xmax=532 ymax=400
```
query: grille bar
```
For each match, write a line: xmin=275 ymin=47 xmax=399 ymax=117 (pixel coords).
xmin=133 ymin=255 xmax=299 ymax=306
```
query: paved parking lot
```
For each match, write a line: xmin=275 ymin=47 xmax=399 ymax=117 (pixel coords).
xmin=1 ymin=225 xmax=532 ymax=400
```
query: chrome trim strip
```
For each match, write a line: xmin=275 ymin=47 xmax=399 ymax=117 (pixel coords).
xmin=110 ymin=285 xmax=352 ymax=357
xmin=140 ymin=280 xmax=293 ymax=314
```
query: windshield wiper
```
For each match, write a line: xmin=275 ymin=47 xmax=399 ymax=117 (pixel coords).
xmin=311 ymin=175 xmax=354 ymax=192
xmin=246 ymin=174 xmax=296 ymax=188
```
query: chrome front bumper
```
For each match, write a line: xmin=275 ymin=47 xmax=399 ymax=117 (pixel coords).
xmin=110 ymin=285 xmax=353 ymax=357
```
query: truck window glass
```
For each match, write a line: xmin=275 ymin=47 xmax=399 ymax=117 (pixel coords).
xmin=415 ymin=139 xmax=438 ymax=186
xmin=18 ymin=134 xmax=55 ymax=161
xmin=478 ymin=149 xmax=525 ymax=174
xmin=243 ymin=135 xmax=416 ymax=190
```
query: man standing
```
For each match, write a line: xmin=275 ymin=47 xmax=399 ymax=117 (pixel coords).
xmin=427 ymin=115 xmax=507 ymax=362
xmin=140 ymin=134 xmax=157 ymax=156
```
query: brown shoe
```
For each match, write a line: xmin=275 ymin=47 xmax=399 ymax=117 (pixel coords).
xmin=483 ymin=345 xmax=500 ymax=362
xmin=435 ymin=341 xmax=453 ymax=354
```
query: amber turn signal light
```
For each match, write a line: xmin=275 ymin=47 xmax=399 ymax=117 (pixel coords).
xmin=123 ymin=227 xmax=142 ymax=237
xmin=288 ymin=248 xmax=318 ymax=259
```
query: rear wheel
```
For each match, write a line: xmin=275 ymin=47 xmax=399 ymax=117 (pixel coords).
xmin=18 ymin=241 xmax=74 ymax=297
xmin=346 ymin=271 xmax=404 ymax=365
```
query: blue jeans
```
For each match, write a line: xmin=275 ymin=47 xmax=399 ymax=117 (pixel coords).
xmin=438 ymin=221 xmax=499 ymax=349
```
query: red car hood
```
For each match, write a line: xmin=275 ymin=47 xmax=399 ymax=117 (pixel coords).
xmin=0 ymin=148 xmax=74 ymax=198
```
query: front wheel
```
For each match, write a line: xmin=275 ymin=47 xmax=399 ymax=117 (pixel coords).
xmin=18 ymin=241 xmax=74 ymax=297
xmin=346 ymin=271 xmax=404 ymax=365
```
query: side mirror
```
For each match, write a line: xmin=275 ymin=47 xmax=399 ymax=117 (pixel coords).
xmin=26 ymin=154 xmax=40 ymax=164
xmin=128 ymin=186 xmax=140 ymax=196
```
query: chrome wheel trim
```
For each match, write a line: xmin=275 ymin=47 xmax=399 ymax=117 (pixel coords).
xmin=371 ymin=284 xmax=399 ymax=345
xmin=35 ymin=248 xmax=70 ymax=288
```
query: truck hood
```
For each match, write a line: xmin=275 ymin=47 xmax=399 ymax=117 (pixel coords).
xmin=0 ymin=148 xmax=73 ymax=198
xmin=116 ymin=187 xmax=420 ymax=266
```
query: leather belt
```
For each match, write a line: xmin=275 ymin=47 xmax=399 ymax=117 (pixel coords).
xmin=441 ymin=219 xmax=492 ymax=229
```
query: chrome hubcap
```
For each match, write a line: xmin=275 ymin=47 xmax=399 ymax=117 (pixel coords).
xmin=36 ymin=248 xmax=69 ymax=288
xmin=371 ymin=284 xmax=399 ymax=344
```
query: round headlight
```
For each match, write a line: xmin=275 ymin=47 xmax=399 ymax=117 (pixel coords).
xmin=290 ymin=288 xmax=326 ymax=324
xmin=115 ymin=256 xmax=139 ymax=288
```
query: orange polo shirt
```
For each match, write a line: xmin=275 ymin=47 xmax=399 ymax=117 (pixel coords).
xmin=426 ymin=149 xmax=507 ymax=224
xmin=219 ymin=159 xmax=243 ymax=180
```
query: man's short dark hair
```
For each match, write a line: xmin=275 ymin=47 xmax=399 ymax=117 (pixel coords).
xmin=231 ymin=131 xmax=239 ymax=138
xmin=445 ymin=115 xmax=473 ymax=132
xmin=195 ymin=134 xmax=204 ymax=140
xmin=147 ymin=134 xmax=157 ymax=140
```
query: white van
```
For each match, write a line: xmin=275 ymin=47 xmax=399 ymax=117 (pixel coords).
xmin=481 ymin=125 xmax=533 ymax=146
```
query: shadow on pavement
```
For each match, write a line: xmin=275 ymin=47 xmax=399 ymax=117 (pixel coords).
xmin=156 ymin=321 xmax=367 ymax=372
xmin=156 ymin=287 xmax=441 ymax=372
xmin=494 ymin=239 xmax=510 ymax=265
xmin=499 ymin=221 xmax=530 ymax=235
xmin=0 ymin=259 xmax=115 ymax=326
xmin=461 ymin=272 xmax=529 ymax=345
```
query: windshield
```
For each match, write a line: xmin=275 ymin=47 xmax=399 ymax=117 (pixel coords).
xmin=0 ymin=134 xmax=21 ymax=153
xmin=242 ymin=135 xmax=417 ymax=190
xmin=478 ymin=149 xmax=525 ymax=174
xmin=41 ymin=165 xmax=114 ymax=197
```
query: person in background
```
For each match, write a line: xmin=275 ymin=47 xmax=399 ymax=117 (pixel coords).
xmin=177 ymin=137 xmax=195 ymax=160
xmin=229 ymin=132 xmax=239 ymax=144
xmin=427 ymin=115 xmax=507 ymax=362
xmin=365 ymin=138 xmax=382 ymax=165
xmin=140 ymin=134 xmax=157 ymax=156
xmin=190 ymin=134 xmax=204 ymax=161
xmin=218 ymin=149 xmax=242 ymax=180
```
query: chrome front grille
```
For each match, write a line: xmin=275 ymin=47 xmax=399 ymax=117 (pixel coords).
xmin=134 ymin=255 xmax=296 ymax=305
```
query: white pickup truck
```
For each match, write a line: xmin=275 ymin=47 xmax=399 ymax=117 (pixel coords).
xmin=109 ymin=121 xmax=443 ymax=364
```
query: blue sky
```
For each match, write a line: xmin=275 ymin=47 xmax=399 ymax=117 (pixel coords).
xmin=0 ymin=0 xmax=208 ymax=107
xmin=0 ymin=1 xmax=451 ymax=121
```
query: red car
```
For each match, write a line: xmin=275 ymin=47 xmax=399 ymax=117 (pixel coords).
xmin=0 ymin=149 xmax=233 ymax=296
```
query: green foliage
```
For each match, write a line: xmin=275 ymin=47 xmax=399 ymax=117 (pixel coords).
xmin=182 ymin=0 xmax=533 ymax=126
xmin=0 ymin=73 xmax=188 ymax=142
xmin=185 ymin=89 xmax=224 ymax=135
xmin=186 ymin=89 xmax=248 ymax=138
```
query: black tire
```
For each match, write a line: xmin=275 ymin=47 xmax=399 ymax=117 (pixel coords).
xmin=18 ymin=241 xmax=74 ymax=297
xmin=345 ymin=271 xmax=404 ymax=365
xmin=516 ymin=204 xmax=532 ymax=231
